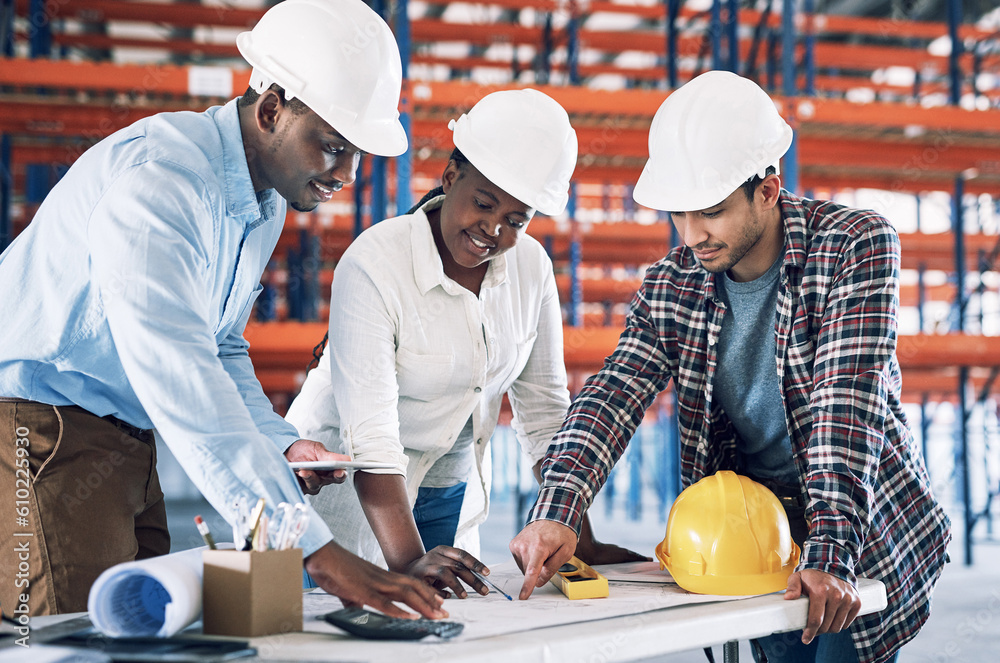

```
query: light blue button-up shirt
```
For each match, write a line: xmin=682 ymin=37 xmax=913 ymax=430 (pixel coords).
xmin=0 ymin=99 xmax=333 ymax=555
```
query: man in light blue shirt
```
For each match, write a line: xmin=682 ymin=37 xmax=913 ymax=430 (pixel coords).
xmin=0 ymin=0 xmax=445 ymax=620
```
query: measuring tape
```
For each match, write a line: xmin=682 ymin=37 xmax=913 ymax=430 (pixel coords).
xmin=549 ymin=556 xmax=609 ymax=600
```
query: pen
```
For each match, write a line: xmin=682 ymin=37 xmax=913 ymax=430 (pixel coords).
xmin=194 ymin=515 xmax=217 ymax=550
xmin=233 ymin=496 xmax=249 ymax=551
xmin=470 ymin=568 xmax=512 ymax=601
xmin=282 ymin=504 xmax=310 ymax=550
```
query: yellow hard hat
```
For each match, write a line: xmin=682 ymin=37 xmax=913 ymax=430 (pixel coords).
xmin=655 ymin=471 xmax=801 ymax=596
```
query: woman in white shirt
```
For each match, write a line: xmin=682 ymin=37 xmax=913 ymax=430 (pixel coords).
xmin=286 ymin=89 xmax=644 ymax=598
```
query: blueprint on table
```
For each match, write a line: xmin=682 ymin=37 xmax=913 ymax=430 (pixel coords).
xmin=303 ymin=561 xmax=759 ymax=642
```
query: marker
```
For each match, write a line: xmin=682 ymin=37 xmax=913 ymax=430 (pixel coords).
xmin=471 ymin=569 xmax=512 ymax=601
xmin=194 ymin=515 xmax=217 ymax=550
xmin=253 ymin=514 xmax=269 ymax=552
xmin=246 ymin=498 xmax=266 ymax=551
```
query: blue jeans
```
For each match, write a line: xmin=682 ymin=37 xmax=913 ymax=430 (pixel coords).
xmin=752 ymin=629 xmax=899 ymax=663
xmin=412 ymin=483 xmax=466 ymax=551
xmin=302 ymin=482 xmax=468 ymax=589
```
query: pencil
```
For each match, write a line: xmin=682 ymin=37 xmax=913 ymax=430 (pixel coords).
xmin=194 ymin=515 xmax=217 ymax=550
xmin=471 ymin=569 xmax=512 ymax=601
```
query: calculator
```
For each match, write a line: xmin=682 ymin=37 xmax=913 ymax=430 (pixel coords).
xmin=322 ymin=607 xmax=464 ymax=641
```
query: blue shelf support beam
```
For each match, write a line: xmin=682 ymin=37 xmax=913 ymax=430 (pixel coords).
xmin=567 ymin=1 xmax=580 ymax=85
xmin=710 ymin=0 xmax=723 ymax=72
xmin=539 ymin=13 xmax=553 ymax=85
xmin=726 ymin=0 xmax=739 ymax=73
xmin=1 ymin=0 xmax=13 ymax=56
xmin=665 ymin=0 xmax=681 ymax=88
xmin=953 ymin=178 xmax=967 ymax=332
xmin=780 ymin=0 xmax=799 ymax=194
xmin=803 ymin=0 xmax=816 ymax=95
xmin=567 ymin=183 xmax=582 ymax=327
xmin=952 ymin=176 xmax=973 ymax=566
xmin=783 ymin=132 xmax=799 ymax=195
xmin=303 ymin=229 xmax=320 ymax=322
xmin=920 ymin=395 xmax=930 ymax=464
xmin=0 ymin=134 xmax=10 ymax=252
xmin=627 ymin=438 xmax=643 ymax=521
xmin=366 ymin=0 xmax=389 ymax=224
xmin=947 ymin=0 xmax=962 ymax=105
xmin=1 ymin=0 xmax=13 ymax=251
xmin=371 ymin=156 xmax=387 ymax=225
xmin=28 ymin=0 xmax=52 ymax=58
xmin=394 ymin=0 xmax=412 ymax=215
xmin=353 ymin=156 xmax=367 ymax=239
xmin=917 ymin=264 xmax=927 ymax=332
xmin=781 ymin=0 xmax=796 ymax=97
xmin=656 ymin=389 xmax=681 ymax=520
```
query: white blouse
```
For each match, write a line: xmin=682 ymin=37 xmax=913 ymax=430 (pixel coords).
xmin=285 ymin=196 xmax=571 ymax=563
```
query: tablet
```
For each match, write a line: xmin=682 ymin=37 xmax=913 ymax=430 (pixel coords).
xmin=289 ymin=460 xmax=395 ymax=471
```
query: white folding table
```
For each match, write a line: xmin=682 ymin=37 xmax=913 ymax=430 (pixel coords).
xmin=270 ymin=577 xmax=887 ymax=662
xmin=19 ymin=577 xmax=886 ymax=663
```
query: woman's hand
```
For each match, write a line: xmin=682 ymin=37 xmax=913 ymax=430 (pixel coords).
xmin=404 ymin=546 xmax=492 ymax=599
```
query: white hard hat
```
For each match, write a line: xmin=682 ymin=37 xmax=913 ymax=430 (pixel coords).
xmin=237 ymin=0 xmax=407 ymax=157
xmin=633 ymin=70 xmax=793 ymax=212
xmin=449 ymin=89 xmax=577 ymax=216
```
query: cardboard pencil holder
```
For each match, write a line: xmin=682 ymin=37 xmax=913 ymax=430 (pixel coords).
xmin=202 ymin=548 xmax=303 ymax=637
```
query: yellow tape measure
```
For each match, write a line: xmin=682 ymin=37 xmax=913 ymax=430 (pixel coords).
xmin=549 ymin=556 xmax=609 ymax=600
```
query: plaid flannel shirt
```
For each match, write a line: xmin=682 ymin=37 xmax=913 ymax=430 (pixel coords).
xmin=531 ymin=191 xmax=952 ymax=663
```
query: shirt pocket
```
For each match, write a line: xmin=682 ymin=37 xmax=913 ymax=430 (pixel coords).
xmin=396 ymin=347 xmax=456 ymax=402
xmin=498 ymin=331 xmax=538 ymax=393
xmin=233 ymin=283 xmax=264 ymax=331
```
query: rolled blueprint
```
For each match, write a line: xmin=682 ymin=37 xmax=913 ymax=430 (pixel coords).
xmin=87 ymin=544 xmax=231 ymax=637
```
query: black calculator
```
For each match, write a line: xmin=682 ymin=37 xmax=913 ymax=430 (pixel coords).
xmin=322 ymin=607 xmax=464 ymax=641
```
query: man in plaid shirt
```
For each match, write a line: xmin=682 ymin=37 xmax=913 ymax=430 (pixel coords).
xmin=510 ymin=72 xmax=951 ymax=663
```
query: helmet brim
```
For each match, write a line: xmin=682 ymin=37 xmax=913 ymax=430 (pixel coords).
xmin=237 ymin=32 xmax=408 ymax=158
xmin=337 ymin=120 xmax=408 ymax=158
xmin=632 ymin=158 xmax=744 ymax=213
xmin=452 ymin=115 xmax=570 ymax=216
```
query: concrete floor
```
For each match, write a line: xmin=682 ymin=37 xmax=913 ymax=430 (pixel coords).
xmin=899 ymin=540 xmax=1000 ymax=663
xmin=165 ymin=498 xmax=999 ymax=662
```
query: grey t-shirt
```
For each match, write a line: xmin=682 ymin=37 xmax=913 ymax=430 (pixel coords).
xmin=422 ymin=415 xmax=475 ymax=488
xmin=713 ymin=255 xmax=798 ymax=485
